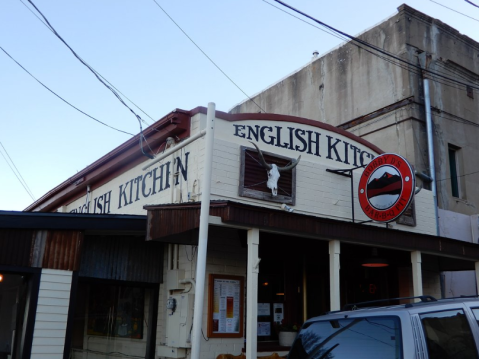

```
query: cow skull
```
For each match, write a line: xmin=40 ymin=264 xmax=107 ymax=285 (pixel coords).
xmin=250 ymin=142 xmax=301 ymax=196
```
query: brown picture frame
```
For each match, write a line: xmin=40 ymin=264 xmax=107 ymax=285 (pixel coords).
xmin=207 ymin=274 xmax=244 ymax=338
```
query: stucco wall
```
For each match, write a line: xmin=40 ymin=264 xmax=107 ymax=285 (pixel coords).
xmin=230 ymin=5 xmax=479 ymax=216
xmin=230 ymin=10 xmax=409 ymax=126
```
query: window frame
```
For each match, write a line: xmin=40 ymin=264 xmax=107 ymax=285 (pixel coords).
xmin=238 ymin=145 xmax=297 ymax=205
xmin=419 ymin=308 xmax=479 ymax=359
xmin=448 ymin=144 xmax=465 ymax=199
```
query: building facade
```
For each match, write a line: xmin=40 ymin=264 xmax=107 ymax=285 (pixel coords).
xmin=230 ymin=4 xmax=479 ymax=297
xmin=231 ymin=4 xmax=479 ymax=237
xmin=1 ymin=4 xmax=479 ymax=359
xmin=2 ymin=104 xmax=479 ymax=359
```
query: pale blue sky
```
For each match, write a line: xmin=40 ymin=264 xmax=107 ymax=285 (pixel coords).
xmin=1 ymin=0 xmax=478 ymax=211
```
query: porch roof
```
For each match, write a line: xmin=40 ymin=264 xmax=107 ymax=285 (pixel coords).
xmin=145 ymin=200 xmax=479 ymax=265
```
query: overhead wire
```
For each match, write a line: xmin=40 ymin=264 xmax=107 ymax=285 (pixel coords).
xmin=18 ymin=0 xmax=155 ymax=125
xmin=266 ymin=1 xmax=479 ymax=184
xmin=465 ymin=0 xmax=479 ymax=9
xmin=263 ymin=1 xmax=479 ymax=97
xmin=269 ymin=0 xmax=479 ymax=93
xmin=429 ymin=0 xmax=479 ymax=22
xmin=0 ymin=46 xmax=134 ymax=136
xmin=268 ymin=1 xmax=479 ymax=97
xmin=150 ymin=0 xmax=265 ymax=113
xmin=433 ymin=110 xmax=479 ymax=128
xmin=271 ymin=0 xmax=479 ymax=96
xmin=437 ymin=169 xmax=479 ymax=182
xmin=27 ymin=0 xmax=155 ymax=158
xmin=0 ymin=142 xmax=36 ymax=201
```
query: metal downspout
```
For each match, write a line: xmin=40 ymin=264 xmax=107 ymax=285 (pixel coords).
xmin=419 ymin=53 xmax=440 ymax=236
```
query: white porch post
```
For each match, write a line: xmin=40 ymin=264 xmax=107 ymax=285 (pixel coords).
xmin=475 ymin=262 xmax=479 ymax=295
xmin=246 ymin=228 xmax=260 ymax=359
xmin=191 ymin=103 xmax=215 ymax=359
xmin=411 ymin=251 xmax=423 ymax=298
xmin=329 ymin=240 xmax=340 ymax=311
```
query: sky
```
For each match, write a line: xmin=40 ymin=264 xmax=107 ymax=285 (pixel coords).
xmin=1 ymin=0 xmax=478 ymax=211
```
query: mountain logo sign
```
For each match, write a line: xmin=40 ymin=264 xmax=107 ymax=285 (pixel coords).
xmin=358 ymin=153 xmax=415 ymax=223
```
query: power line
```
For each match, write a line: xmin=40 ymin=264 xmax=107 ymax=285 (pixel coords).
xmin=465 ymin=0 xmax=479 ymax=9
xmin=265 ymin=1 xmax=479 ymax=185
xmin=437 ymin=169 xmax=479 ymax=182
xmin=151 ymin=0 xmax=265 ymax=113
xmin=0 ymin=142 xmax=35 ymax=201
xmin=262 ymin=0 xmax=347 ymax=42
xmin=263 ymin=0 xmax=479 ymax=97
xmin=433 ymin=110 xmax=479 ymax=128
xmin=27 ymin=0 xmax=154 ymax=158
xmin=430 ymin=0 xmax=479 ymax=22
xmin=0 ymin=46 xmax=134 ymax=136
xmin=271 ymin=0 xmax=479 ymax=92
xmin=18 ymin=0 xmax=155 ymax=125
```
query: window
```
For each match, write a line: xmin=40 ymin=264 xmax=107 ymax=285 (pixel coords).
xmin=289 ymin=316 xmax=403 ymax=359
xmin=420 ymin=309 xmax=478 ymax=359
xmin=396 ymin=199 xmax=416 ymax=226
xmin=239 ymin=146 xmax=297 ymax=205
xmin=71 ymin=281 xmax=154 ymax=359
xmin=87 ymin=283 xmax=145 ymax=339
xmin=448 ymin=145 xmax=462 ymax=198
xmin=467 ymin=85 xmax=474 ymax=99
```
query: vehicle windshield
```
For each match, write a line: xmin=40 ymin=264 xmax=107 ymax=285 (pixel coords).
xmin=288 ymin=316 xmax=402 ymax=359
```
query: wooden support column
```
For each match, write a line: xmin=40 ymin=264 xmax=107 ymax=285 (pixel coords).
xmin=329 ymin=240 xmax=340 ymax=311
xmin=411 ymin=251 xmax=423 ymax=298
xmin=246 ymin=228 xmax=259 ymax=359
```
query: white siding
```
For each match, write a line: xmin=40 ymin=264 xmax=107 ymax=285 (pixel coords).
xmin=31 ymin=269 xmax=72 ymax=359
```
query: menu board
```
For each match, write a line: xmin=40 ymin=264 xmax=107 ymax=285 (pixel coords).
xmin=208 ymin=274 xmax=244 ymax=338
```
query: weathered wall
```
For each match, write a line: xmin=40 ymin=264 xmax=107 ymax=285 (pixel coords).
xmin=231 ymin=10 xmax=409 ymax=125
xmin=157 ymin=232 xmax=247 ymax=359
xmin=211 ymin=135 xmax=436 ymax=236
xmin=230 ymin=4 xmax=479 ymax=216
xmin=404 ymin=6 xmax=479 ymax=215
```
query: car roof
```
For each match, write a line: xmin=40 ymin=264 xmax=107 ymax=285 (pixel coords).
xmin=304 ymin=296 xmax=479 ymax=324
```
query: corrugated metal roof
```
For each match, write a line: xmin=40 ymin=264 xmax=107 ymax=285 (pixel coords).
xmin=42 ymin=230 xmax=83 ymax=271
xmin=79 ymin=235 xmax=163 ymax=283
xmin=0 ymin=229 xmax=34 ymax=266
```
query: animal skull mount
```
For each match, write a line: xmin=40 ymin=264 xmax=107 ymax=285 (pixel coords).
xmin=250 ymin=142 xmax=301 ymax=196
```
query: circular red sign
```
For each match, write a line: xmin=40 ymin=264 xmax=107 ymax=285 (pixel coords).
xmin=358 ymin=153 xmax=415 ymax=223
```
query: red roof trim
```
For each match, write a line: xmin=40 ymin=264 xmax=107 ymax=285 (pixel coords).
xmin=26 ymin=110 xmax=191 ymax=212
xmin=27 ymin=106 xmax=383 ymax=212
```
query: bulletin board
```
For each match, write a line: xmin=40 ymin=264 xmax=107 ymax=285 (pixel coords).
xmin=207 ymin=274 xmax=244 ymax=338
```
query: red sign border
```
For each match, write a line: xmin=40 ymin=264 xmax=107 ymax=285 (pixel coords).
xmin=358 ymin=153 xmax=415 ymax=223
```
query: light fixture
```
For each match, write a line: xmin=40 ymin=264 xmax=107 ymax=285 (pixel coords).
xmin=361 ymin=248 xmax=389 ymax=268
xmin=0 ymin=274 xmax=3 ymax=282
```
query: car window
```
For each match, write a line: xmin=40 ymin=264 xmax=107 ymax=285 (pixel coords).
xmin=420 ymin=309 xmax=478 ymax=359
xmin=288 ymin=316 xmax=402 ymax=359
